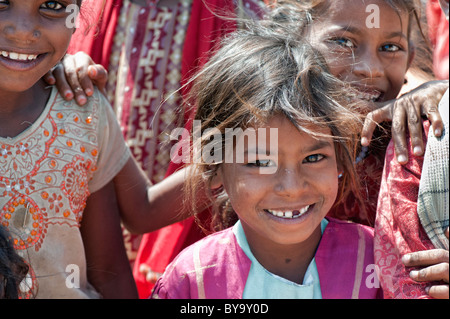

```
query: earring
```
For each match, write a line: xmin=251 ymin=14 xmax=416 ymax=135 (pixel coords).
xmin=338 ymin=173 xmax=343 ymax=179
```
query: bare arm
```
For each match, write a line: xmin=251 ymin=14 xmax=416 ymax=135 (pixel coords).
xmin=113 ymin=157 xmax=205 ymax=234
xmin=80 ymin=181 xmax=138 ymax=298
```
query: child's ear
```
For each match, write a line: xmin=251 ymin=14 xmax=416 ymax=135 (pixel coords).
xmin=209 ymin=167 xmax=223 ymax=190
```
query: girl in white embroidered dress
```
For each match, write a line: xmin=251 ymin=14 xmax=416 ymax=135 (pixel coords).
xmin=0 ymin=0 xmax=138 ymax=298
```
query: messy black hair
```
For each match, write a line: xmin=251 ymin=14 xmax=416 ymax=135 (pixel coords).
xmin=0 ymin=226 xmax=29 ymax=299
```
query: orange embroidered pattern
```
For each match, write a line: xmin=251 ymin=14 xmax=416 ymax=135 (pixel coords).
xmin=0 ymin=89 xmax=104 ymax=298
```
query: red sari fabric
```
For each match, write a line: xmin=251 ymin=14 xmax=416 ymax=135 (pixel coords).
xmin=69 ymin=0 xmax=123 ymax=70
xmin=374 ymin=121 xmax=436 ymax=299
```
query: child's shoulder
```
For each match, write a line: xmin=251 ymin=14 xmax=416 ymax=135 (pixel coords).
xmin=325 ymin=217 xmax=374 ymax=241
xmin=173 ymin=227 xmax=238 ymax=263
xmin=153 ymin=226 xmax=249 ymax=299
xmin=53 ymin=86 xmax=111 ymax=113
xmin=162 ymin=226 xmax=244 ymax=278
xmin=52 ymin=86 xmax=116 ymax=128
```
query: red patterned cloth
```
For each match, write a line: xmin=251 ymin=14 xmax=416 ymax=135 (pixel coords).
xmin=374 ymin=121 xmax=436 ymax=299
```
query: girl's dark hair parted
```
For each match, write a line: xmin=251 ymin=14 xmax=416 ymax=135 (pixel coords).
xmin=183 ymin=24 xmax=366 ymax=232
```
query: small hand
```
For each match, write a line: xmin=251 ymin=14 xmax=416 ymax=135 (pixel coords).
xmin=138 ymin=263 xmax=163 ymax=284
xmin=43 ymin=52 xmax=108 ymax=106
xmin=361 ymin=80 xmax=448 ymax=164
xmin=402 ymin=228 xmax=449 ymax=299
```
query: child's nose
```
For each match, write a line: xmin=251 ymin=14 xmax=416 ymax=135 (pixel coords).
xmin=274 ymin=168 xmax=307 ymax=197
xmin=2 ymin=18 xmax=40 ymax=44
xmin=352 ymin=49 xmax=384 ymax=79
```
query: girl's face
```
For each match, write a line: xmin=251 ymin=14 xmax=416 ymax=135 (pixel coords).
xmin=0 ymin=0 xmax=77 ymax=93
xmin=212 ymin=115 xmax=339 ymax=248
xmin=308 ymin=0 xmax=411 ymax=103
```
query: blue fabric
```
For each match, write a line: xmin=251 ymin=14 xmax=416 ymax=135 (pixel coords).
xmin=233 ymin=219 xmax=328 ymax=299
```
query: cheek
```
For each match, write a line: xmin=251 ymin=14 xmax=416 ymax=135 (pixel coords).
xmin=317 ymin=47 xmax=353 ymax=79
xmin=223 ymin=175 xmax=266 ymax=213
xmin=386 ymin=67 xmax=408 ymax=99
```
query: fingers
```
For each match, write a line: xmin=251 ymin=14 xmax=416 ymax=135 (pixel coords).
xmin=427 ymin=285 xmax=449 ymax=299
xmin=43 ymin=70 xmax=56 ymax=85
xmin=87 ymin=65 xmax=109 ymax=96
xmin=403 ymin=249 xmax=449 ymax=286
xmin=403 ymin=249 xmax=449 ymax=268
xmin=362 ymin=81 xmax=447 ymax=164
xmin=52 ymin=63 xmax=75 ymax=100
xmin=423 ymin=102 xmax=444 ymax=137
xmin=361 ymin=103 xmax=392 ymax=147
xmin=62 ymin=53 xmax=88 ymax=105
xmin=391 ymin=100 xmax=410 ymax=164
xmin=409 ymin=263 xmax=449 ymax=283
xmin=405 ymin=98 xmax=424 ymax=157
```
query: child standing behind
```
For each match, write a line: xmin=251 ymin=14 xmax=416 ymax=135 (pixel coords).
xmin=151 ymin=26 xmax=382 ymax=299
xmin=0 ymin=0 xmax=137 ymax=298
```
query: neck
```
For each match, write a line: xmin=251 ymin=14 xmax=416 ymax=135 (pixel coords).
xmin=244 ymin=223 xmax=323 ymax=284
xmin=0 ymin=80 xmax=51 ymax=138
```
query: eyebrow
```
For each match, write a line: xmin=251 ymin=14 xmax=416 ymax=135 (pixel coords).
xmin=302 ymin=140 xmax=334 ymax=153
xmin=244 ymin=139 xmax=334 ymax=156
xmin=383 ymin=31 xmax=408 ymax=41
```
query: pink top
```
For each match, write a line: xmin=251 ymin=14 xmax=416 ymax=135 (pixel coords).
xmin=152 ymin=218 xmax=382 ymax=299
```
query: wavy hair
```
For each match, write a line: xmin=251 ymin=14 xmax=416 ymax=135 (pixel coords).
xmin=183 ymin=25 xmax=366 ymax=232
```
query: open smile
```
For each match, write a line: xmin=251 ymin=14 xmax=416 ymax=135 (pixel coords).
xmin=0 ymin=50 xmax=46 ymax=71
xmin=1 ymin=50 xmax=39 ymax=61
xmin=264 ymin=205 xmax=313 ymax=220
xmin=352 ymin=85 xmax=385 ymax=103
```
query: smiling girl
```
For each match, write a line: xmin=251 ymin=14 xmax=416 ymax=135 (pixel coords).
xmin=151 ymin=26 xmax=382 ymax=299
xmin=0 ymin=0 xmax=139 ymax=298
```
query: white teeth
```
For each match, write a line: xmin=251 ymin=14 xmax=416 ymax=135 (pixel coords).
xmin=0 ymin=51 xmax=38 ymax=61
xmin=267 ymin=206 xmax=310 ymax=219
xmin=357 ymin=92 xmax=381 ymax=102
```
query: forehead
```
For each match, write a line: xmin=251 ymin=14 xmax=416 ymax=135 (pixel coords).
xmin=240 ymin=115 xmax=334 ymax=152
xmin=323 ymin=0 xmax=410 ymax=30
